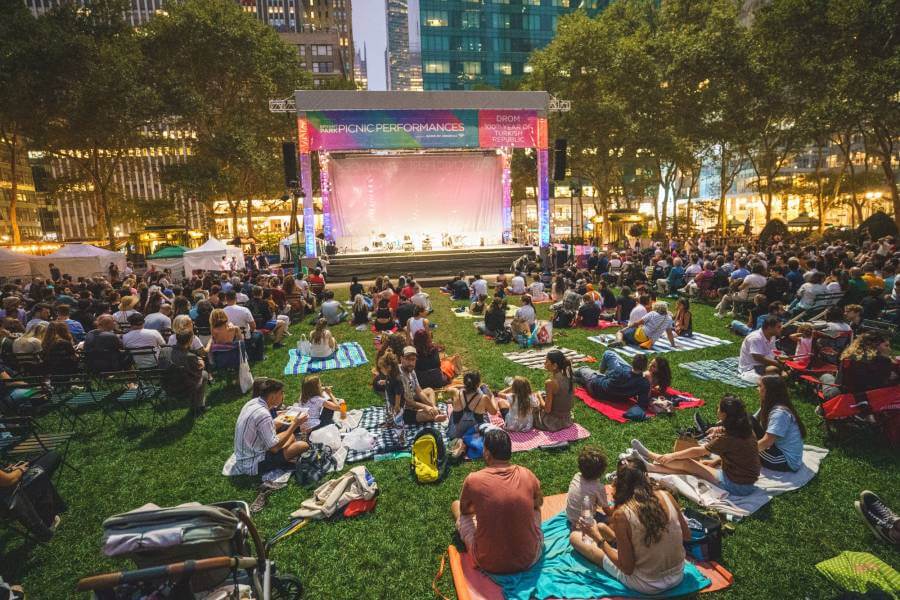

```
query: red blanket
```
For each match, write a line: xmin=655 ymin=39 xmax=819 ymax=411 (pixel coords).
xmin=574 ymin=386 xmax=704 ymax=423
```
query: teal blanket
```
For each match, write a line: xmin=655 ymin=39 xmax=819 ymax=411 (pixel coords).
xmin=283 ymin=343 xmax=368 ymax=375
xmin=489 ymin=513 xmax=711 ymax=600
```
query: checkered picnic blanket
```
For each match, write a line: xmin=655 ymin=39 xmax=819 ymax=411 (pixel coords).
xmin=345 ymin=403 xmax=450 ymax=463
xmin=678 ymin=357 xmax=757 ymax=388
xmin=453 ymin=305 xmax=519 ymax=318
xmin=283 ymin=343 xmax=368 ymax=375
xmin=587 ymin=332 xmax=732 ymax=357
xmin=503 ymin=346 xmax=591 ymax=369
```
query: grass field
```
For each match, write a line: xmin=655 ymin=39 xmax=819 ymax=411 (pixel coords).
xmin=2 ymin=287 xmax=898 ymax=599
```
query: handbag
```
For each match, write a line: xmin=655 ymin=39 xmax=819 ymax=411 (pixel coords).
xmin=238 ymin=343 xmax=254 ymax=394
xmin=683 ymin=507 xmax=722 ymax=561
xmin=295 ymin=443 xmax=337 ymax=487
xmin=297 ymin=334 xmax=312 ymax=356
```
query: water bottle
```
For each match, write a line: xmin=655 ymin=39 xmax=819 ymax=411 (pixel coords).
xmin=581 ymin=495 xmax=595 ymax=542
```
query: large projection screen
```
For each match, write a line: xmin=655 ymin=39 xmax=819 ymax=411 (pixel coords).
xmin=329 ymin=153 xmax=503 ymax=252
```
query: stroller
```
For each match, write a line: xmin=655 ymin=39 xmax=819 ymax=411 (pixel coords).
xmin=76 ymin=501 xmax=302 ymax=599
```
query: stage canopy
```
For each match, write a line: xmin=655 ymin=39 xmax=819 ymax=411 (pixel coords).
xmin=183 ymin=237 xmax=245 ymax=272
xmin=0 ymin=247 xmax=32 ymax=278
xmin=292 ymin=90 xmax=552 ymax=257
xmin=31 ymin=244 xmax=126 ymax=279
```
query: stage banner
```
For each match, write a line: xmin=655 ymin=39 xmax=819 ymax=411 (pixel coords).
xmin=306 ymin=110 xmax=479 ymax=150
xmin=478 ymin=110 xmax=539 ymax=148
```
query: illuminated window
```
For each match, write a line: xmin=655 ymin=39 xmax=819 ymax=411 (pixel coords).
xmin=497 ymin=62 xmax=512 ymax=75
xmin=463 ymin=61 xmax=481 ymax=76
xmin=425 ymin=61 xmax=450 ymax=74
xmin=424 ymin=10 xmax=448 ymax=27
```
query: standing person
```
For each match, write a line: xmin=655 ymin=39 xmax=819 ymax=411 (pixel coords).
xmin=569 ymin=456 xmax=689 ymax=596
xmin=534 ymin=349 xmax=575 ymax=432
xmin=451 ymin=429 xmax=544 ymax=574
xmin=49 ymin=263 xmax=61 ymax=282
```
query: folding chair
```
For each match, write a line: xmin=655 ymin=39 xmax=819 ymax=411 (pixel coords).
xmin=12 ymin=352 xmax=45 ymax=377
xmin=0 ymin=415 xmax=77 ymax=481
xmin=100 ymin=371 xmax=146 ymax=428
xmin=49 ymin=372 xmax=115 ymax=430
xmin=786 ymin=331 xmax=853 ymax=389
xmin=733 ymin=286 xmax=765 ymax=318
xmin=786 ymin=291 xmax=846 ymax=326
xmin=860 ymin=319 xmax=900 ymax=343
xmin=126 ymin=346 xmax=160 ymax=371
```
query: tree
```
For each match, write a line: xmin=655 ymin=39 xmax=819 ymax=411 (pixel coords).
xmin=144 ymin=0 xmax=310 ymax=244
xmin=0 ymin=0 xmax=60 ymax=244
xmin=36 ymin=0 xmax=161 ymax=248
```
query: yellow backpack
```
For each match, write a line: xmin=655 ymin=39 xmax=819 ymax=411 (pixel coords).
xmin=410 ymin=427 xmax=448 ymax=484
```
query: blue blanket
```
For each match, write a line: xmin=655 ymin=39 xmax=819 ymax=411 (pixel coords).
xmin=283 ymin=342 xmax=368 ymax=375
xmin=489 ymin=513 xmax=711 ymax=600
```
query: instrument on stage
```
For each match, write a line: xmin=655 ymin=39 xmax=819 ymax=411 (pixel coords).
xmin=422 ymin=235 xmax=432 ymax=251
xmin=403 ymin=235 xmax=414 ymax=252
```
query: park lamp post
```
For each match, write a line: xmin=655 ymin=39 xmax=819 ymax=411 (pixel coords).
xmin=569 ymin=180 xmax=582 ymax=245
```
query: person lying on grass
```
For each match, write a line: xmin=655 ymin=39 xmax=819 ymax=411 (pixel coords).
xmin=574 ymin=352 xmax=651 ymax=409
xmin=630 ymin=395 xmax=761 ymax=497
xmin=451 ymin=428 xmax=543 ymax=574
xmin=569 ymin=456 xmax=690 ymax=596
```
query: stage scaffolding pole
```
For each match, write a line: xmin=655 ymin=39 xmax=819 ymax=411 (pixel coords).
xmin=501 ymin=148 xmax=512 ymax=243
xmin=297 ymin=113 xmax=317 ymax=258
xmin=536 ymin=117 xmax=551 ymax=250
xmin=318 ymin=152 xmax=333 ymax=242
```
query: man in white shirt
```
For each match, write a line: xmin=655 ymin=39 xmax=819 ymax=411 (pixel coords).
xmin=222 ymin=290 xmax=255 ymax=339
xmin=715 ymin=263 xmax=768 ymax=317
xmin=509 ymin=272 xmax=527 ymax=295
xmin=738 ymin=316 xmax=785 ymax=383
xmin=627 ymin=295 xmax=651 ymax=326
xmin=122 ymin=313 xmax=166 ymax=369
xmin=471 ymin=274 xmax=488 ymax=299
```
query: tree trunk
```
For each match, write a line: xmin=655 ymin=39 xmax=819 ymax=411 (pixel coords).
xmin=4 ymin=131 xmax=22 ymax=244
xmin=228 ymin=200 xmax=239 ymax=236
xmin=245 ymin=198 xmax=255 ymax=252
xmin=97 ymin=185 xmax=116 ymax=249
xmin=880 ymin=159 xmax=900 ymax=230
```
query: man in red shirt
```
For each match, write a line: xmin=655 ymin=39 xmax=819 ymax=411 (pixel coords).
xmin=451 ymin=429 xmax=544 ymax=574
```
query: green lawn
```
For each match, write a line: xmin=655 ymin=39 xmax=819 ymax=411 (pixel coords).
xmin=3 ymin=288 xmax=898 ymax=599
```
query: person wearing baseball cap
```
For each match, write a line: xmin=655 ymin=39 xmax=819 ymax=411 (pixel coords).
xmin=398 ymin=345 xmax=447 ymax=425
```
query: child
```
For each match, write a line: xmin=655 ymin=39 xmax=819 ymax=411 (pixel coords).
xmin=469 ymin=294 xmax=487 ymax=315
xmin=789 ymin=323 xmax=814 ymax=365
xmin=673 ymin=297 xmax=693 ymax=337
xmin=565 ymin=446 xmax=613 ymax=531
xmin=351 ymin=294 xmax=369 ymax=325
xmin=296 ymin=375 xmax=342 ymax=431
xmin=496 ymin=376 xmax=542 ymax=432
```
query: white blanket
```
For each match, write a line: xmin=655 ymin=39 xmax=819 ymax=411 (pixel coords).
xmin=650 ymin=444 xmax=829 ymax=519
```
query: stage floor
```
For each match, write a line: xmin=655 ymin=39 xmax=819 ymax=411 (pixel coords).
xmin=334 ymin=243 xmax=521 ymax=259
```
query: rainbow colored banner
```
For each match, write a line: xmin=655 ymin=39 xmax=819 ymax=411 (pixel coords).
xmin=306 ymin=110 xmax=479 ymax=150
xmin=304 ymin=109 xmax=542 ymax=151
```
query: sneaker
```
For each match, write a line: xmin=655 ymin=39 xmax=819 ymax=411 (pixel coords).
xmin=630 ymin=439 xmax=653 ymax=460
xmin=49 ymin=515 xmax=61 ymax=532
xmin=856 ymin=490 xmax=900 ymax=546
xmin=607 ymin=340 xmax=625 ymax=348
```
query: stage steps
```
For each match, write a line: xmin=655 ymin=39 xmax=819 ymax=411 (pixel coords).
xmin=323 ymin=245 xmax=532 ymax=282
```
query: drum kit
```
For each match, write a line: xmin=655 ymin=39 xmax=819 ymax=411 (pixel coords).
xmin=362 ymin=231 xmax=448 ymax=253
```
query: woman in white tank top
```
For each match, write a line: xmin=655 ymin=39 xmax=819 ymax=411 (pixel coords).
xmin=569 ymin=457 xmax=689 ymax=595
xmin=406 ymin=305 xmax=429 ymax=339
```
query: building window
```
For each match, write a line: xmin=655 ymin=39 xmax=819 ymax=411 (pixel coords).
xmin=424 ymin=10 xmax=449 ymax=27
xmin=492 ymin=0 xmax=509 ymax=4
xmin=463 ymin=61 xmax=481 ymax=76
xmin=552 ymin=0 xmax=570 ymax=6
xmin=497 ymin=62 xmax=512 ymax=75
xmin=523 ymin=64 xmax=534 ymax=73
xmin=311 ymin=44 xmax=332 ymax=56
xmin=459 ymin=36 xmax=482 ymax=51
xmin=423 ymin=35 xmax=450 ymax=51
xmin=461 ymin=10 xmax=480 ymax=29
xmin=524 ymin=14 xmax=541 ymax=30
xmin=425 ymin=61 xmax=450 ymax=74
xmin=492 ymin=13 xmax=510 ymax=29
xmin=312 ymin=61 xmax=333 ymax=73
xmin=524 ymin=0 xmax=541 ymax=4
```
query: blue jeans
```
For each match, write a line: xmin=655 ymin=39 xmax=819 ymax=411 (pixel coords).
xmin=729 ymin=320 xmax=751 ymax=336
xmin=574 ymin=351 xmax=632 ymax=389
xmin=620 ymin=326 xmax=639 ymax=345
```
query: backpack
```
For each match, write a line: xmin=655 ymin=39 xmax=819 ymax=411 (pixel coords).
xmin=294 ymin=443 xmax=337 ymax=487
xmin=493 ymin=327 xmax=513 ymax=344
xmin=410 ymin=427 xmax=449 ymax=484
xmin=552 ymin=309 xmax=575 ymax=328
xmin=683 ymin=507 xmax=722 ymax=562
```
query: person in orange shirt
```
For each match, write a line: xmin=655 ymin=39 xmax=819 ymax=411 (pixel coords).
xmin=861 ymin=263 xmax=885 ymax=291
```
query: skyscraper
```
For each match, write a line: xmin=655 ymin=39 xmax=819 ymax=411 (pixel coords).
xmin=385 ymin=0 xmax=411 ymax=91
xmin=418 ymin=0 xmax=605 ymax=90
xmin=354 ymin=43 xmax=369 ymax=90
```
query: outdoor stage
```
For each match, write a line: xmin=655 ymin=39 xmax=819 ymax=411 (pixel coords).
xmin=291 ymin=90 xmax=552 ymax=263
xmin=324 ymin=245 xmax=532 ymax=282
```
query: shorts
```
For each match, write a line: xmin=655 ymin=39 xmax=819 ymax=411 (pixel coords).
xmin=759 ymin=445 xmax=795 ymax=472
xmin=716 ymin=469 xmax=757 ymax=496
xmin=402 ymin=409 xmax=419 ymax=425
xmin=258 ymin=449 xmax=294 ymax=476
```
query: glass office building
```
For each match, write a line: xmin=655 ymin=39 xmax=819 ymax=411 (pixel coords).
xmin=419 ymin=0 xmax=605 ymax=90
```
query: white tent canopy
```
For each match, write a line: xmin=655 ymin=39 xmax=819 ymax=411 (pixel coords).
xmin=0 ymin=248 xmax=32 ymax=278
xmin=183 ymin=237 xmax=245 ymax=273
xmin=31 ymin=244 xmax=126 ymax=279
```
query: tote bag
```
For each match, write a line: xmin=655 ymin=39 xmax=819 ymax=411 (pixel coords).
xmin=238 ymin=343 xmax=254 ymax=394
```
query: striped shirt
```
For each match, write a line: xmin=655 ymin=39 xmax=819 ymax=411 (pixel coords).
xmin=232 ymin=397 xmax=278 ymax=476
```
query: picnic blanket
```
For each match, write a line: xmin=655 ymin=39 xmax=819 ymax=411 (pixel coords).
xmin=446 ymin=494 xmax=733 ymax=600
xmin=650 ymin=444 xmax=829 ymax=518
xmin=486 ymin=413 xmax=590 ymax=451
xmin=344 ymin=403 xmax=450 ymax=463
xmin=574 ymin=386 xmax=704 ymax=423
xmin=678 ymin=357 xmax=757 ymax=389
xmin=283 ymin=343 xmax=368 ymax=375
xmin=816 ymin=551 xmax=900 ymax=598
xmin=588 ymin=332 xmax=732 ymax=357
xmin=454 ymin=305 xmax=519 ymax=318
xmin=580 ymin=320 xmax=622 ymax=330
xmin=503 ymin=346 xmax=593 ymax=369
